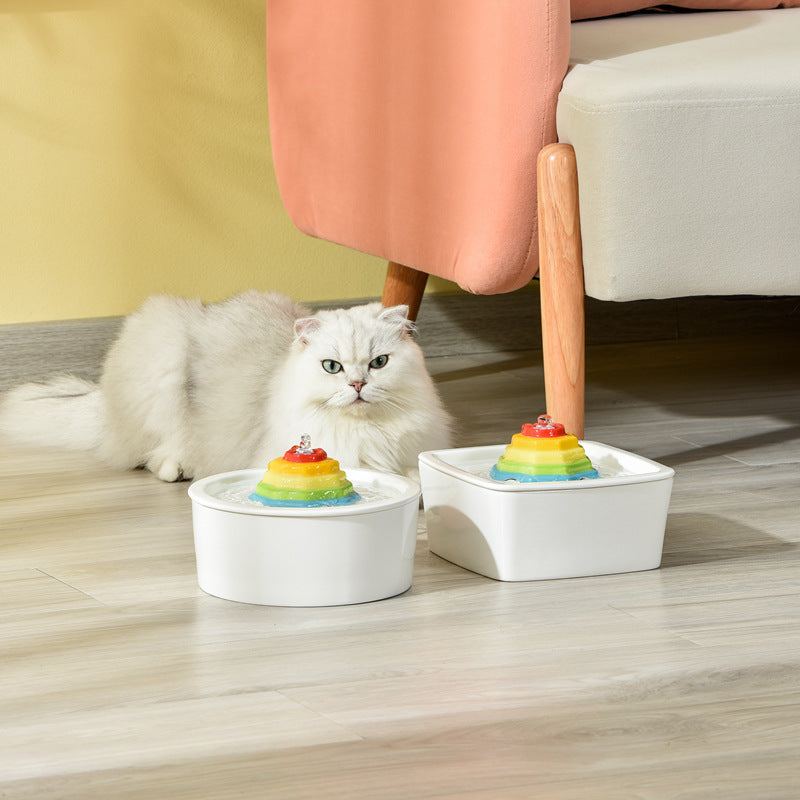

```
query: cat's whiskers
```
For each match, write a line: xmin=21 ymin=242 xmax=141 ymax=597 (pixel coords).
xmin=309 ymin=396 xmax=337 ymax=415
xmin=366 ymin=387 xmax=410 ymax=413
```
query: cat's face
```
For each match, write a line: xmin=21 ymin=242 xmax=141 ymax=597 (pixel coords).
xmin=291 ymin=303 xmax=420 ymax=417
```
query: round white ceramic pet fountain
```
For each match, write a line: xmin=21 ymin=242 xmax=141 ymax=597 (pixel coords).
xmin=188 ymin=436 xmax=420 ymax=606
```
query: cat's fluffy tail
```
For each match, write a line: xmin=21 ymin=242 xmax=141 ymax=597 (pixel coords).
xmin=0 ymin=376 xmax=104 ymax=450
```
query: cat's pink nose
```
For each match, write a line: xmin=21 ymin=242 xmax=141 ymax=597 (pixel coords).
xmin=351 ymin=381 xmax=366 ymax=394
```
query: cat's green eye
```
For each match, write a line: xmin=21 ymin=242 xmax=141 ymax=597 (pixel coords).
xmin=369 ymin=354 xmax=389 ymax=370
xmin=321 ymin=359 xmax=343 ymax=374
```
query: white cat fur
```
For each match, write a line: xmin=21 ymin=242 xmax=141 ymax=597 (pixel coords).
xmin=0 ymin=291 xmax=452 ymax=481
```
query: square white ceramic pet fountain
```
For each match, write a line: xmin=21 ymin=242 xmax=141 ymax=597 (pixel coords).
xmin=189 ymin=436 xmax=420 ymax=606
xmin=418 ymin=415 xmax=674 ymax=581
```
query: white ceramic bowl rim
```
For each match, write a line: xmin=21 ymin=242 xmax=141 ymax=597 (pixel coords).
xmin=188 ymin=468 xmax=420 ymax=518
xmin=418 ymin=441 xmax=675 ymax=493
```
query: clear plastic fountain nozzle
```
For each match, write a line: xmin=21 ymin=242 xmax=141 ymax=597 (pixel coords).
xmin=297 ymin=434 xmax=313 ymax=454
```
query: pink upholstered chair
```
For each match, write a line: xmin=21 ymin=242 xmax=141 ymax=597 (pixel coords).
xmin=266 ymin=0 xmax=800 ymax=437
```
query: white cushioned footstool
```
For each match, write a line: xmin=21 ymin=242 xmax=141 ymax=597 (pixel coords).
xmin=557 ymin=9 xmax=800 ymax=301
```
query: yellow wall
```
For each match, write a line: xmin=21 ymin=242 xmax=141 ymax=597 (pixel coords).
xmin=0 ymin=1 xmax=454 ymax=325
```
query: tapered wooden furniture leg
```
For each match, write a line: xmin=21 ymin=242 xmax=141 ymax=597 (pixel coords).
xmin=381 ymin=261 xmax=429 ymax=322
xmin=537 ymin=143 xmax=586 ymax=439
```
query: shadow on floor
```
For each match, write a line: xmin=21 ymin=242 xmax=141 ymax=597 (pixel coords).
xmin=656 ymin=423 xmax=800 ymax=469
xmin=660 ymin=512 xmax=797 ymax=569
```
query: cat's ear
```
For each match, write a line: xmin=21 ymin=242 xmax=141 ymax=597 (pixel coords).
xmin=379 ymin=305 xmax=415 ymax=337
xmin=294 ymin=316 xmax=322 ymax=346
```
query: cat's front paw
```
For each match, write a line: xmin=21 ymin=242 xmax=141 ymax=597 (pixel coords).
xmin=148 ymin=455 xmax=188 ymax=482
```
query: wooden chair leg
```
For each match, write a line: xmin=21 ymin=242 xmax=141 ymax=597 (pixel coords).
xmin=537 ymin=143 xmax=586 ymax=439
xmin=381 ymin=261 xmax=429 ymax=322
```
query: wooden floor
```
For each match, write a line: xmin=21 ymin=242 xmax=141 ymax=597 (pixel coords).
xmin=1 ymin=329 xmax=799 ymax=798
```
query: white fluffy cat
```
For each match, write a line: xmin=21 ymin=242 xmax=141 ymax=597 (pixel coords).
xmin=0 ymin=291 xmax=452 ymax=481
